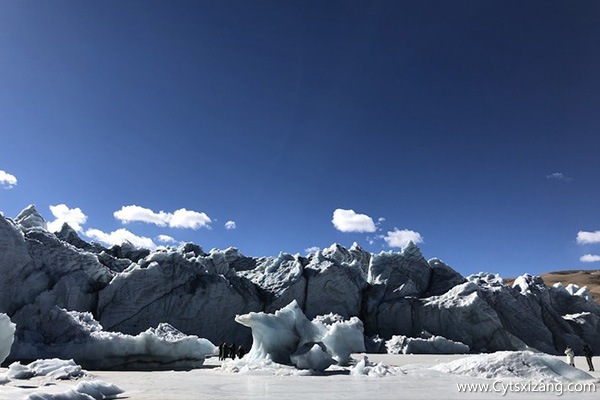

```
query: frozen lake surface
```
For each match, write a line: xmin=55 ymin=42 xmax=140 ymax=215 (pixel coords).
xmin=1 ymin=354 xmax=598 ymax=400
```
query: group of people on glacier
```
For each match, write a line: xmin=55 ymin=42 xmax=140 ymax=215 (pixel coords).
xmin=564 ymin=343 xmax=595 ymax=371
xmin=218 ymin=342 xmax=245 ymax=361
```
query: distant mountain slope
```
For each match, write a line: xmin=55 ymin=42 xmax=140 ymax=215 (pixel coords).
xmin=540 ymin=270 xmax=600 ymax=302
xmin=506 ymin=270 xmax=600 ymax=302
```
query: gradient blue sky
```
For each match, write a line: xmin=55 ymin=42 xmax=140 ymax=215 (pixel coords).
xmin=1 ymin=1 xmax=600 ymax=277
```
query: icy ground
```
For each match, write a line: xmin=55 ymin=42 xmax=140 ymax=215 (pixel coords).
xmin=2 ymin=354 xmax=598 ymax=400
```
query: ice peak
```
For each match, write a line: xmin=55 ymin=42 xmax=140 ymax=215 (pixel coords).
xmin=326 ymin=243 xmax=345 ymax=252
xmin=58 ymin=221 xmax=77 ymax=236
xmin=177 ymin=242 xmax=205 ymax=257
xmin=349 ymin=242 xmax=363 ymax=252
xmin=402 ymin=240 xmax=423 ymax=259
xmin=512 ymin=273 xmax=546 ymax=295
xmin=563 ymin=283 xmax=590 ymax=300
xmin=320 ymin=243 xmax=371 ymax=272
xmin=56 ymin=222 xmax=88 ymax=248
xmin=467 ymin=272 xmax=504 ymax=289
xmin=15 ymin=204 xmax=47 ymax=230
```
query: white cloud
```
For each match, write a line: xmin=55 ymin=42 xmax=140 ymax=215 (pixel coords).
xmin=384 ymin=228 xmax=424 ymax=248
xmin=305 ymin=246 xmax=320 ymax=254
xmin=0 ymin=170 xmax=17 ymax=189
xmin=375 ymin=217 xmax=386 ymax=232
xmin=332 ymin=209 xmax=376 ymax=233
xmin=85 ymin=228 xmax=156 ymax=249
xmin=47 ymin=204 xmax=88 ymax=232
xmin=114 ymin=205 xmax=169 ymax=226
xmin=580 ymin=254 xmax=600 ymax=263
xmin=114 ymin=205 xmax=211 ymax=229
xmin=546 ymin=172 xmax=572 ymax=182
xmin=576 ymin=231 xmax=600 ymax=245
xmin=224 ymin=220 xmax=237 ymax=230
xmin=157 ymin=234 xmax=176 ymax=244
xmin=169 ymin=208 xmax=211 ymax=229
xmin=366 ymin=235 xmax=380 ymax=245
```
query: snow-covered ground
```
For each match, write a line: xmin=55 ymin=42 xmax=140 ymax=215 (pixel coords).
xmin=2 ymin=354 xmax=598 ymax=400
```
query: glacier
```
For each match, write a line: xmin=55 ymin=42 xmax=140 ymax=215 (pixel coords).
xmin=1 ymin=205 xmax=600 ymax=370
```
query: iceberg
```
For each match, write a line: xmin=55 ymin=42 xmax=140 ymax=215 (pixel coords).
xmin=350 ymin=356 xmax=398 ymax=377
xmin=290 ymin=342 xmax=335 ymax=371
xmin=234 ymin=301 xmax=365 ymax=371
xmin=11 ymin=307 xmax=216 ymax=370
xmin=0 ymin=313 xmax=15 ymax=364
xmin=8 ymin=359 xmax=84 ymax=380
xmin=315 ymin=313 xmax=365 ymax=365
xmin=26 ymin=380 xmax=123 ymax=400
xmin=386 ymin=333 xmax=470 ymax=354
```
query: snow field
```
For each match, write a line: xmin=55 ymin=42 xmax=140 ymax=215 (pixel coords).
xmin=2 ymin=353 xmax=598 ymax=400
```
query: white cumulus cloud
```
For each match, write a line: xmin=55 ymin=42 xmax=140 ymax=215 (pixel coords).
xmin=114 ymin=205 xmax=211 ymax=229
xmin=47 ymin=204 xmax=88 ymax=232
xmin=384 ymin=228 xmax=424 ymax=248
xmin=332 ymin=209 xmax=376 ymax=233
xmin=0 ymin=170 xmax=17 ymax=189
xmin=169 ymin=208 xmax=211 ymax=229
xmin=224 ymin=220 xmax=237 ymax=230
xmin=157 ymin=234 xmax=176 ymax=244
xmin=546 ymin=172 xmax=572 ymax=182
xmin=580 ymin=254 xmax=600 ymax=263
xmin=576 ymin=230 xmax=600 ymax=245
xmin=85 ymin=228 xmax=156 ymax=249
xmin=305 ymin=246 xmax=320 ymax=254
xmin=114 ymin=205 xmax=169 ymax=226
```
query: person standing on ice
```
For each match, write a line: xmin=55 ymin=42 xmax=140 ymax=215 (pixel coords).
xmin=229 ymin=343 xmax=236 ymax=360
xmin=218 ymin=342 xmax=226 ymax=361
xmin=565 ymin=346 xmax=575 ymax=367
xmin=583 ymin=343 xmax=594 ymax=371
xmin=237 ymin=344 xmax=245 ymax=359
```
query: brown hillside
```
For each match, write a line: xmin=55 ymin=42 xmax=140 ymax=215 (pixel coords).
xmin=505 ymin=270 xmax=600 ymax=302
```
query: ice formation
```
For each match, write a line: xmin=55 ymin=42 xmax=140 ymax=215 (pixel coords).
xmin=234 ymin=300 xmax=365 ymax=371
xmin=8 ymin=359 xmax=83 ymax=380
xmin=386 ymin=333 xmax=470 ymax=354
xmin=26 ymin=380 xmax=123 ymax=400
xmin=350 ymin=356 xmax=398 ymax=377
xmin=11 ymin=307 xmax=216 ymax=370
xmin=1 ymin=205 xmax=600 ymax=367
xmin=0 ymin=313 xmax=15 ymax=364
xmin=290 ymin=342 xmax=335 ymax=371
xmin=431 ymin=351 xmax=596 ymax=382
xmin=314 ymin=313 xmax=366 ymax=365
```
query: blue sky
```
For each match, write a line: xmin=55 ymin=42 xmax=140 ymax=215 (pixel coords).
xmin=1 ymin=1 xmax=600 ymax=277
